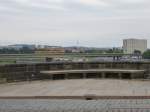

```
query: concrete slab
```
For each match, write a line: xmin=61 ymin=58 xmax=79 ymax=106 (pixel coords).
xmin=41 ymin=69 xmax=145 ymax=74
xmin=0 ymin=79 xmax=150 ymax=98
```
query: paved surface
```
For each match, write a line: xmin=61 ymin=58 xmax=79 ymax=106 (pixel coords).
xmin=0 ymin=99 xmax=150 ymax=112
xmin=41 ymin=69 xmax=145 ymax=74
xmin=0 ymin=79 xmax=150 ymax=97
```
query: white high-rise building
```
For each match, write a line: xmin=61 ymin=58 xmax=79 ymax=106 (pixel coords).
xmin=123 ymin=39 xmax=147 ymax=54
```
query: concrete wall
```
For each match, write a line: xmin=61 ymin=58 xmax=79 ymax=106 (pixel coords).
xmin=0 ymin=62 xmax=150 ymax=82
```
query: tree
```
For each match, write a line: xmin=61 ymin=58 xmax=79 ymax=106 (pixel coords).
xmin=134 ymin=50 xmax=141 ymax=55
xmin=143 ymin=50 xmax=150 ymax=59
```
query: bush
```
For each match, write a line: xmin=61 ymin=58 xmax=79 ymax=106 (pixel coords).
xmin=143 ymin=50 xmax=150 ymax=59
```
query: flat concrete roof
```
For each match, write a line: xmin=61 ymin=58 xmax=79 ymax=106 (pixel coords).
xmin=41 ymin=69 xmax=145 ymax=74
xmin=0 ymin=79 xmax=150 ymax=98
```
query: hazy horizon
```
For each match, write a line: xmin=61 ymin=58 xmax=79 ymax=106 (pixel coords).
xmin=0 ymin=0 xmax=150 ymax=48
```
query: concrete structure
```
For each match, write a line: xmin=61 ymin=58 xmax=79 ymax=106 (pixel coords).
xmin=35 ymin=47 xmax=65 ymax=54
xmin=41 ymin=69 xmax=145 ymax=79
xmin=0 ymin=61 xmax=150 ymax=82
xmin=1 ymin=79 xmax=150 ymax=97
xmin=123 ymin=39 xmax=147 ymax=54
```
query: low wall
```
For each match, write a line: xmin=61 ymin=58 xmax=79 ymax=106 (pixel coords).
xmin=0 ymin=61 xmax=150 ymax=82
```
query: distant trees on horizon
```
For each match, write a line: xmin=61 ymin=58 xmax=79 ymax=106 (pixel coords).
xmin=0 ymin=47 xmax=34 ymax=54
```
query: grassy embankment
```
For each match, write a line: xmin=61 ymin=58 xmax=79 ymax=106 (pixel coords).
xmin=0 ymin=53 xmax=125 ymax=65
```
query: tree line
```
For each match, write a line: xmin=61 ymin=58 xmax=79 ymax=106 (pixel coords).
xmin=0 ymin=47 xmax=34 ymax=54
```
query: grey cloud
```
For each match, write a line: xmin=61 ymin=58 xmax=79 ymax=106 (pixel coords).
xmin=0 ymin=0 xmax=150 ymax=16
xmin=0 ymin=0 xmax=150 ymax=47
xmin=0 ymin=0 xmax=150 ymax=22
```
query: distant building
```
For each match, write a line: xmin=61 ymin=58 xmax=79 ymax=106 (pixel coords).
xmin=36 ymin=45 xmax=61 ymax=49
xmin=64 ymin=47 xmax=86 ymax=53
xmin=35 ymin=47 xmax=65 ymax=54
xmin=123 ymin=39 xmax=147 ymax=54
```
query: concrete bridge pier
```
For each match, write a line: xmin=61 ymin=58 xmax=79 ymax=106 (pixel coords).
xmin=130 ymin=73 xmax=135 ymax=79
xmin=118 ymin=73 xmax=122 ymax=79
xmin=101 ymin=72 xmax=105 ymax=78
xmin=50 ymin=74 xmax=54 ymax=80
xmin=65 ymin=73 xmax=68 ymax=80
xmin=83 ymin=73 xmax=87 ymax=79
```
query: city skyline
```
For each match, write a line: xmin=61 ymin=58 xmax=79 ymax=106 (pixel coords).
xmin=0 ymin=38 xmax=148 ymax=49
xmin=0 ymin=0 xmax=150 ymax=47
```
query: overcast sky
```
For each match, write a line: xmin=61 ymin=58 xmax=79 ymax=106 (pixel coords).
xmin=0 ymin=0 xmax=150 ymax=47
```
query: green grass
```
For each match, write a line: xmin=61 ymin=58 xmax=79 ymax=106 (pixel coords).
xmin=0 ymin=60 xmax=16 ymax=65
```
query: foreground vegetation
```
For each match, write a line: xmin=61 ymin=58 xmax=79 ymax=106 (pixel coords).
xmin=143 ymin=50 xmax=150 ymax=59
